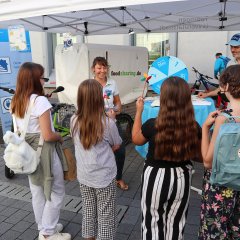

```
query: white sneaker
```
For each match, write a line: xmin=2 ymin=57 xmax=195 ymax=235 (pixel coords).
xmin=39 ymin=232 xmax=71 ymax=240
xmin=56 ymin=223 xmax=63 ymax=232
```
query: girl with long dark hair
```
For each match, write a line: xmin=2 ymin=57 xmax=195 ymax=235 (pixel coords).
xmin=132 ymin=77 xmax=201 ymax=240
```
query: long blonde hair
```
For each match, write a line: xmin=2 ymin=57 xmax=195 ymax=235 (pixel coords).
xmin=154 ymin=77 xmax=199 ymax=161
xmin=72 ymin=79 xmax=106 ymax=149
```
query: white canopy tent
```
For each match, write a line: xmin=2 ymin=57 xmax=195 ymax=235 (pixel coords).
xmin=0 ymin=0 xmax=240 ymax=34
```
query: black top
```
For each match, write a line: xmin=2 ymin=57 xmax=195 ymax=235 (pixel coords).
xmin=141 ymin=118 xmax=201 ymax=168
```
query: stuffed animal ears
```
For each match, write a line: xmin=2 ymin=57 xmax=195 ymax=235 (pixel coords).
xmin=3 ymin=131 xmax=23 ymax=145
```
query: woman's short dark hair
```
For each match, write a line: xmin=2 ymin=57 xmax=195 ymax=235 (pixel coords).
xmin=91 ymin=57 xmax=109 ymax=69
xmin=220 ymin=65 xmax=240 ymax=98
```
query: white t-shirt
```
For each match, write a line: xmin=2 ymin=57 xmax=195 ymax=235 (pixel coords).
xmin=14 ymin=94 xmax=52 ymax=133
xmin=102 ymin=79 xmax=119 ymax=109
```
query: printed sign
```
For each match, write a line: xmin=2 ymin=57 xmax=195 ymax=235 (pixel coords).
xmin=0 ymin=57 xmax=11 ymax=74
xmin=0 ymin=96 xmax=12 ymax=114
xmin=0 ymin=28 xmax=32 ymax=135
xmin=63 ymin=33 xmax=73 ymax=49
xmin=8 ymin=25 xmax=27 ymax=51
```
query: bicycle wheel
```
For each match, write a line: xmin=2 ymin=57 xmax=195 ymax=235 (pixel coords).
xmin=116 ymin=113 xmax=133 ymax=145
xmin=5 ymin=122 xmax=15 ymax=178
xmin=5 ymin=165 xmax=15 ymax=179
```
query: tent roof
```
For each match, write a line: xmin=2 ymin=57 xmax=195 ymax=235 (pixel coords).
xmin=0 ymin=0 xmax=240 ymax=34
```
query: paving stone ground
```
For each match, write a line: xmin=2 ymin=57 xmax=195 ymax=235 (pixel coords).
xmin=0 ymin=143 xmax=203 ymax=240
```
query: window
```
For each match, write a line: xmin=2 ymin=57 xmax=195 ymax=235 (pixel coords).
xmin=136 ymin=33 xmax=170 ymax=67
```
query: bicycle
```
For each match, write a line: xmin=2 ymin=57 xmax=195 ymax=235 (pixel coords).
xmin=191 ymin=67 xmax=229 ymax=108
xmin=56 ymin=104 xmax=134 ymax=145
xmin=53 ymin=103 xmax=134 ymax=146
xmin=116 ymin=113 xmax=133 ymax=146
xmin=191 ymin=67 xmax=219 ymax=94
xmin=51 ymin=103 xmax=76 ymax=137
xmin=0 ymin=86 xmax=16 ymax=178
xmin=104 ymin=106 xmax=133 ymax=145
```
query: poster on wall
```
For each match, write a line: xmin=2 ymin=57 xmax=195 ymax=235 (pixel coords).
xmin=0 ymin=28 xmax=32 ymax=136
xmin=8 ymin=25 xmax=28 ymax=51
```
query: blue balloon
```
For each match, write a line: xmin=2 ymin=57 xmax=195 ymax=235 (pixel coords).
xmin=148 ymin=56 xmax=188 ymax=94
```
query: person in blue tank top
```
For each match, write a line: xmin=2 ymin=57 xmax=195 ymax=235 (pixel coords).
xmin=214 ymin=52 xmax=231 ymax=79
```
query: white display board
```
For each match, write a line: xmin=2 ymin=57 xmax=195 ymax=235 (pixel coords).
xmin=55 ymin=43 xmax=148 ymax=106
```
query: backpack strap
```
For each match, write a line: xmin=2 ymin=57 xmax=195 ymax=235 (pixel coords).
xmin=12 ymin=114 xmax=18 ymax=134
xmin=220 ymin=112 xmax=240 ymax=123
xmin=22 ymin=99 xmax=35 ymax=138
xmin=12 ymin=97 xmax=43 ymax=157
xmin=12 ymin=98 xmax=35 ymax=138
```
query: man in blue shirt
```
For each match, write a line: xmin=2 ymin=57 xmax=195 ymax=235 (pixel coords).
xmin=198 ymin=33 xmax=240 ymax=99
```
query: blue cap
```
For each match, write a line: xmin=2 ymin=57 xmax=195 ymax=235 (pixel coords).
xmin=226 ymin=33 xmax=240 ymax=46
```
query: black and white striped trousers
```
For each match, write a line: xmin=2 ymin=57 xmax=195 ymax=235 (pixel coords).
xmin=141 ymin=162 xmax=192 ymax=240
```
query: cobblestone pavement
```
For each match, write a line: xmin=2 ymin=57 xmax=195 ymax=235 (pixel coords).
xmin=0 ymin=143 xmax=203 ymax=240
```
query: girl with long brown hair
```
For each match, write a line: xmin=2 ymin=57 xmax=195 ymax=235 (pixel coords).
xmin=11 ymin=62 xmax=71 ymax=240
xmin=132 ymin=77 xmax=201 ymax=240
xmin=71 ymin=79 xmax=122 ymax=240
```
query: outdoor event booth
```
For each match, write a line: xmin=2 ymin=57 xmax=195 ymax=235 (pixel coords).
xmin=1 ymin=0 xmax=240 ymax=135
xmin=0 ymin=0 xmax=239 ymax=187
xmin=0 ymin=0 xmax=240 ymax=34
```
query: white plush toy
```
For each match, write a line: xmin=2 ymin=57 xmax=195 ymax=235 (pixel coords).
xmin=3 ymin=131 xmax=40 ymax=174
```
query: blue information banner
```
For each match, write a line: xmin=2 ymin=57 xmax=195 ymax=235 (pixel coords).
xmin=0 ymin=28 xmax=32 ymax=135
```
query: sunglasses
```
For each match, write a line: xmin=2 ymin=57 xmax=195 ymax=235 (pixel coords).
xmin=41 ymin=77 xmax=49 ymax=82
